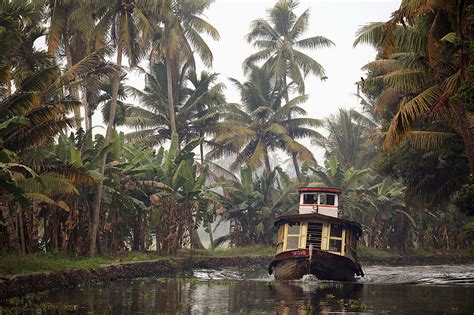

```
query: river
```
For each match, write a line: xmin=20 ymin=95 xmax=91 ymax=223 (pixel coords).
xmin=2 ymin=264 xmax=474 ymax=314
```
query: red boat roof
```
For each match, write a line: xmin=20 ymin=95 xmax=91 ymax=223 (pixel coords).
xmin=298 ymin=187 xmax=341 ymax=194
xmin=274 ymin=213 xmax=362 ymax=234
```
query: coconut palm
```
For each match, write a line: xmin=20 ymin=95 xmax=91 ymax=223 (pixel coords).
xmin=244 ymin=0 xmax=334 ymax=93
xmin=353 ymin=0 xmax=474 ymax=175
xmin=99 ymin=72 xmax=131 ymax=127
xmin=315 ymin=108 xmax=377 ymax=169
xmin=126 ymin=61 xmax=226 ymax=151
xmin=244 ymin=0 xmax=334 ymax=179
xmin=39 ymin=0 xmax=85 ymax=129
xmin=151 ymin=0 xmax=220 ymax=142
xmin=86 ymin=0 xmax=156 ymax=256
xmin=208 ymin=66 xmax=321 ymax=174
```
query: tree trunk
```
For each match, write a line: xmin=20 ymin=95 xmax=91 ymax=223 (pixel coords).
xmin=82 ymin=86 xmax=92 ymax=134
xmin=200 ymin=132 xmax=205 ymax=166
xmin=89 ymin=38 xmax=123 ymax=257
xmin=1 ymin=204 xmax=19 ymax=251
xmin=292 ymin=152 xmax=302 ymax=181
xmin=208 ymin=222 xmax=214 ymax=250
xmin=166 ymin=56 xmax=178 ymax=147
xmin=65 ymin=40 xmax=82 ymax=130
xmin=199 ymin=132 xmax=213 ymax=249
xmin=191 ymin=227 xmax=205 ymax=250
xmin=262 ymin=145 xmax=272 ymax=174
xmin=18 ymin=205 xmax=26 ymax=254
xmin=27 ymin=203 xmax=39 ymax=253
xmin=282 ymin=78 xmax=303 ymax=181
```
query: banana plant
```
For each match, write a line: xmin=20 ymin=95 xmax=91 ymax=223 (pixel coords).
xmin=215 ymin=166 xmax=299 ymax=247
xmin=125 ymin=134 xmax=222 ymax=254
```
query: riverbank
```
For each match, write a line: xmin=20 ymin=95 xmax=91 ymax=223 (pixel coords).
xmin=0 ymin=255 xmax=271 ymax=300
xmin=360 ymin=254 xmax=474 ymax=266
xmin=1 ymin=248 xmax=472 ymax=300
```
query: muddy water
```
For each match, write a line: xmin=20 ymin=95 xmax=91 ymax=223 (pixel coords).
xmin=3 ymin=265 xmax=474 ymax=314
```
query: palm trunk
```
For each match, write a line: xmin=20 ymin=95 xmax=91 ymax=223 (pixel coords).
xmin=199 ymin=134 xmax=214 ymax=249
xmin=166 ymin=56 xmax=178 ymax=144
xmin=89 ymin=38 xmax=123 ymax=257
xmin=28 ymin=202 xmax=39 ymax=253
xmin=65 ymin=40 xmax=82 ymax=130
xmin=82 ymin=86 xmax=92 ymax=134
xmin=18 ymin=205 xmax=26 ymax=254
xmin=263 ymin=145 xmax=272 ymax=174
xmin=291 ymin=153 xmax=302 ymax=181
xmin=282 ymin=78 xmax=302 ymax=181
xmin=200 ymin=132 xmax=205 ymax=166
xmin=1 ymin=204 xmax=19 ymax=251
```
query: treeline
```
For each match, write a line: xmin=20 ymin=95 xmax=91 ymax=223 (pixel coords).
xmin=0 ymin=0 xmax=472 ymax=258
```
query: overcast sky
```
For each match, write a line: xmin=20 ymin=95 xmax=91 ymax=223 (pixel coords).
xmin=124 ymin=0 xmax=401 ymax=165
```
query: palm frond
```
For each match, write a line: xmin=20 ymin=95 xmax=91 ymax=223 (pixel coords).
xmin=383 ymin=85 xmax=442 ymax=148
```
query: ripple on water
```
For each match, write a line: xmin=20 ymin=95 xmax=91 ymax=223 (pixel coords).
xmin=360 ymin=264 xmax=474 ymax=286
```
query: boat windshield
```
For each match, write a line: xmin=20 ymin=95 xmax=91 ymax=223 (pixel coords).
xmin=302 ymin=193 xmax=317 ymax=204
xmin=319 ymin=194 xmax=336 ymax=205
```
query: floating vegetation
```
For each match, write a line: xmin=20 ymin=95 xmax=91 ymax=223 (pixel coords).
xmin=0 ymin=291 xmax=78 ymax=313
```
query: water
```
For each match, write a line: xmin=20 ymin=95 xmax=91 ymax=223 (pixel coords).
xmin=3 ymin=265 xmax=474 ymax=314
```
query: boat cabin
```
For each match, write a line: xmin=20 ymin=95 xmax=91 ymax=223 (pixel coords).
xmin=299 ymin=187 xmax=340 ymax=217
xmin=274 ymin=187 xmax=361 ymax=261
xmin=270 ymin=187 xmax=364 ymax=281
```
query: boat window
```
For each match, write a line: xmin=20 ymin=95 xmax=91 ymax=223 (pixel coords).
xmin=329 ymin=239 xmax=342 ymax=252
xmin=286 ymin=236 xmax=299 ymax=250
xmin=303 ymin=193 xmax=317 ymax=205
xmin=319 ymin=193 xmax=336 ymax=205
xmin=287 ymin=223 xmax=300 ymax=234
xmin=330 ymin=224 xmax=343 ymax=237
xmin=326 ymin=194 xmax=335 ymax=205
xmin=285 ymin=223 xmax=304 ymax=250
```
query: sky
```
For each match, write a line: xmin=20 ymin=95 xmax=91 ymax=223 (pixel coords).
xmin=124 ymin=0 xmax=401 ymax=166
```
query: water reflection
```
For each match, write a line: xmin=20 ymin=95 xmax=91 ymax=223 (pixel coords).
xmin=3 ymin=265 xmax=474 ymax=314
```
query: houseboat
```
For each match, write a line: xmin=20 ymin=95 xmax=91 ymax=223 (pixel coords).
xmin=268 ymin=187 xmax=364 ymax=281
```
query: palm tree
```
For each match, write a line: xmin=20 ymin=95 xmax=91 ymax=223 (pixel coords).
xmin=152 ymin=0 xmax=220 ymax=142
xmin=87 ymin=0 xmax=156 ymax=256
xmin=99 ymin=72 xmax=131 ymax=127
xmin=42 ymin=0 xmax=86 ymax=130
xmin=244 ymin=0 xmax=334 ymax=179
xmin=353 ymin=0 xmax=474 ymax=175
xmin=309 ymin=155 xmax=369 ymax=219
xmin=315 ymin=108 xmax=377 ymax=169
xmin=208 ymin=66 xmax=321 ymax=174
xmin=126 ymin=61 xmax=226 ymax=150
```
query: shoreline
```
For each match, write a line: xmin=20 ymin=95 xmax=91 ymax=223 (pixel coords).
xmin=360 ymin=254 xmax=474 ymax=266
xmin=1 ymin=254 xmax=473 ymax=300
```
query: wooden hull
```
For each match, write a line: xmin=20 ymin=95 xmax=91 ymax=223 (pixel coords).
xmin=269 ymin=249 xmax=363 ymax=282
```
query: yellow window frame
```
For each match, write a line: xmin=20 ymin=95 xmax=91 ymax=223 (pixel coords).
xmin=283 ymin=222 xmax=307 ymax=251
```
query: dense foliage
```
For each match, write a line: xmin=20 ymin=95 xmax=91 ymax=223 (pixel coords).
xmin=0 ymin=0 xmax=472 ymax=258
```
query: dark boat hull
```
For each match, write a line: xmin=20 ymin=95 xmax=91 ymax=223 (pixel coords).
xmin=268 ymin=249 xmax=363 ymax=282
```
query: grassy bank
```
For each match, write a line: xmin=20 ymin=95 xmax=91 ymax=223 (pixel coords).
xmin=0 ymin=246 xmax=273 ymax=276
xmin=0 ymin=251 xmax=162 ymax=276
